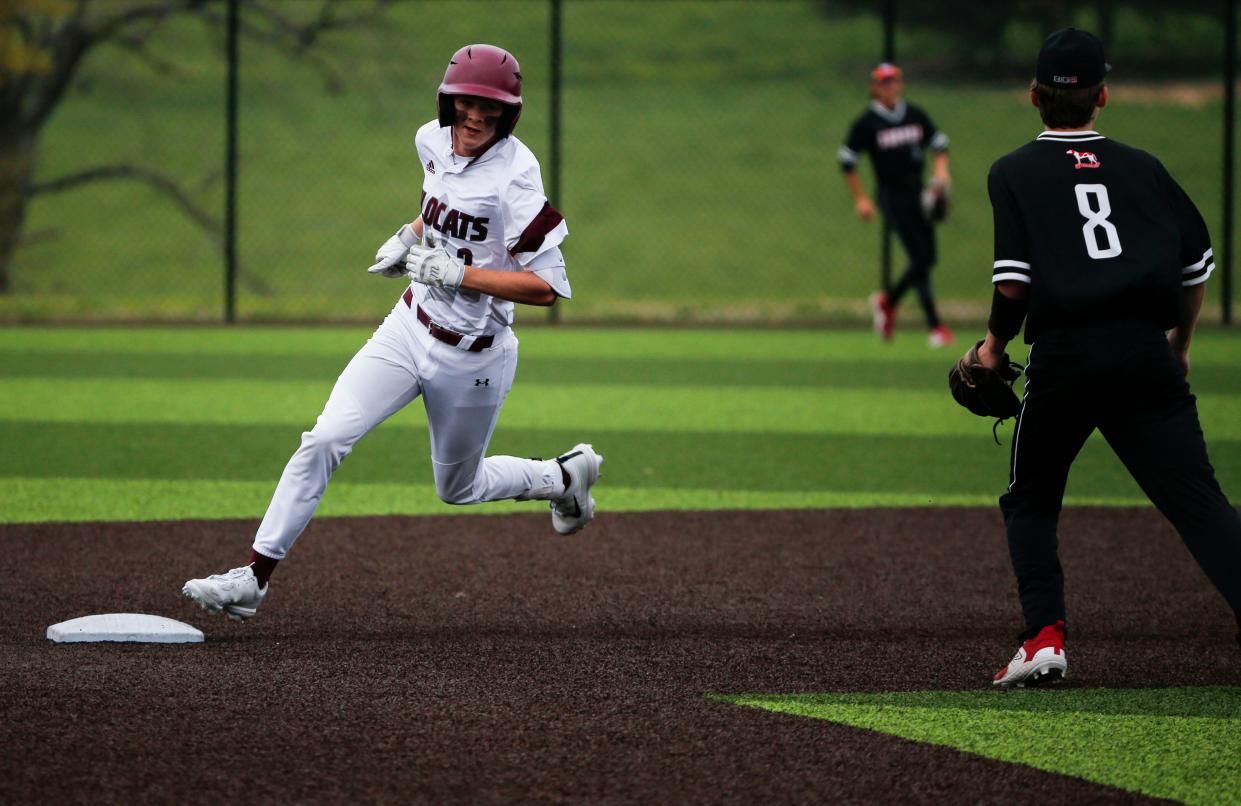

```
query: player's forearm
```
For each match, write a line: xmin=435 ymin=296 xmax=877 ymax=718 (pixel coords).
xmin=933 ymin=152 xmax=950 ymax=182
xmin=843 ymin=170 xmax=868 ymax=201
xmin=1169 ymin=282 xmax=1206 ymax=352
xmin=980 ymin=281 xmax=1029 ymax=366
xmin=982 ymin=331 xmax=1011 ymax=365
xmin=460 ymin=266 xmax=557 ymax=306
xmin=412 ymin=216 xmax=424 ymax=239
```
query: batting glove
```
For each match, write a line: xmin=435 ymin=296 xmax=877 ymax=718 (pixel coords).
xmin=405 ymin=244 xmax=465 ymax=290
xmin=367 ymin=223 xmax=420 ymax=278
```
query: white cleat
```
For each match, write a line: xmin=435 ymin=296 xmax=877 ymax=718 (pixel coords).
xmin=182 ymin=565 xmax=267 ymax=622
xmin=551 ymin=443 xmax=603 ymax=535
xmin=993 ymin=621 xmax=1067 ymax=688
xmin=927 ymin=324 xmax=956 ymax=349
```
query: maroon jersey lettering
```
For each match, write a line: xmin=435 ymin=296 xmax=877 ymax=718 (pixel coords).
xmin=423 ymin=197 xmax=490 ymax=240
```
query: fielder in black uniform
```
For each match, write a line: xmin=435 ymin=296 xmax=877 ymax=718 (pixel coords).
xmin=975 ymin=28 xmax=1241 ymax=687
xmin=840 ymin=63 xmax=954 ymax=347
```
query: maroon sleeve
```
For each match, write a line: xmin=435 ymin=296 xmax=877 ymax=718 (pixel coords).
xmin=510 ymin=202 xmax=564 ymax=255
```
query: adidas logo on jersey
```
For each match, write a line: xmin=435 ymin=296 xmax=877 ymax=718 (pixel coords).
xmin=426 ymin=160 xmax=435 ymax=174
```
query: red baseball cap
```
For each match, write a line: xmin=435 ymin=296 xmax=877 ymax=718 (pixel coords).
xmin=871 ymin=63 xmax=902 ymax=82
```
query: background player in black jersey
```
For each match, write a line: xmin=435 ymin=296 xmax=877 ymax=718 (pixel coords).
xmin=839 ymin=63 xmax=953 ymax=347
xmin=969 ymin=28 xmax=1241 ymax=687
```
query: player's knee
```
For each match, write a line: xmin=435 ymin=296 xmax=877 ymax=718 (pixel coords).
xmin=433 ymin=470 xmax=477 ymax=505
xmin=1001 ymin=486 xmax=1061 ymax=517
xmin=435 ymin=485 xmax=474 ymax=505
xmin=300 ymin=420 xmax=360 ymax=463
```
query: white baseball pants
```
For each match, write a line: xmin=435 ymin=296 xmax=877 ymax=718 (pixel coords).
xmin=252 ymin=296 xmax=565 ymax=560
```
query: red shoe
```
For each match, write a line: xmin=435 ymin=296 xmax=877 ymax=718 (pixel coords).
xmin=869 ymin=292 xmax=894 ymax=341
xmin=993 ymin=621 xmax=1067 ymax=688
xmin=927 ymin=324 xmax=954 ymax=348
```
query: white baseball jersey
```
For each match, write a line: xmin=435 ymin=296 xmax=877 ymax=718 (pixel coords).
xmin=250 ymin=125 xmax=577 ymax=560
xmin=412 ymin=121 xmax=571 ymax=335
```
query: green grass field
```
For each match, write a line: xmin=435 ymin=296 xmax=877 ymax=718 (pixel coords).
xmin=4 ymin=323 xmax=1241 ymax=523
xmin=4 ymin=1 xmax=1235 ymax=322
xmin=6 ymin=4 xmax=1239 ymax=800
xmin=716 ymin=687 xmax=1241 ymax=805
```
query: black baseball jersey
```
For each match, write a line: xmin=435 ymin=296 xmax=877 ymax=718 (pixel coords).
xmin=989 ymin=130 xmax=1213 ymax=342
xmin=839 ymin=101 xmax=949 ymax=189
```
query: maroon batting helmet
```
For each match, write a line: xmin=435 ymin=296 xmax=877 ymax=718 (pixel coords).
xmin=437 ymin=44 xmax=523 ymax=138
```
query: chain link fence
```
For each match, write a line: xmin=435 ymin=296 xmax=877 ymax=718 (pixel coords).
xmin=2 ymin=0 xmax=1234 ymax=325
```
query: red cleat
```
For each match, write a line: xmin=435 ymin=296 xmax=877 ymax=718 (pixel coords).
xmin=928 ymin=324 xmax=955 ymax=348
xmin=870 ymin=292 xmax=894 ymax=341
xmin=993 ymin=621 xmax=1067 ymax=688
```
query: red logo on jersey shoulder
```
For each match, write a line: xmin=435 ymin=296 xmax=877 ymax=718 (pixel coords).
xmin=1065 ymin=149 xmax=1100 ymax=169
xmin=426 ymin=160 xmax=436 ymax=175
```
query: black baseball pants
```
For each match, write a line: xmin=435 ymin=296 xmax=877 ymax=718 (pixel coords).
xmin=999 ymin=321 xmax=1241 ymax=640
xmin=879 ymin=185 xmax=941 ymax=328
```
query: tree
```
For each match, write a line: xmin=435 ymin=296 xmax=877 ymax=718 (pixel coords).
xmin=0 ymin=0 xmax=389 ymax=293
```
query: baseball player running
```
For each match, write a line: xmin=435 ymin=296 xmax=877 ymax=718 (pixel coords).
xmin=183 ymin=44 xmax=602 ymax=622
xmin=839 ymin=63 xmax=954 ymax=347
xmin=971 ymin=28 xmax=1241 ymax=686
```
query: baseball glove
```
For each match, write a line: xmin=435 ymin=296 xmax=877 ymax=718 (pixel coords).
xmin=949 ymin=340 xmax=1023 ymax=421
xmin=921 ymin=182 xmax=950 ymax=223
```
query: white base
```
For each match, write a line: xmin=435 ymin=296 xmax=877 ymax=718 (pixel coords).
xmin=47 ymin=613 xmax=204 ymax=644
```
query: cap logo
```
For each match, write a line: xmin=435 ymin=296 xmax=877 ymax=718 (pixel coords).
xmin=1053 ymin=75 xmax=1079 ymax=84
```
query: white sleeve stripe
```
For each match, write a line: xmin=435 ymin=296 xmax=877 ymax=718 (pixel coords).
xmin=838 ymin=146 xmax=859 ymax=163
xmin=1183 ymin=248 xmax=1214 ymax=271
xmin=992 ymin=272 xmax=1032 ymax=284
xmin=1182 ymin=262 xmax=1214 ymax=282
xmin=993 ymin=259 xmax=1031 ymax=270
xmin=930 ymin=131 xmax=949 ymax=150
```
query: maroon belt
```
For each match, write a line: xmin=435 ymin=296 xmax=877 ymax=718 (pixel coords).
xmin=403 ymin=288 xmax=493 ymax=352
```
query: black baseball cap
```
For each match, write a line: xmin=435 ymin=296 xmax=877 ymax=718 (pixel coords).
xmin=1036 ymin=27 xmax=1111 ymax=87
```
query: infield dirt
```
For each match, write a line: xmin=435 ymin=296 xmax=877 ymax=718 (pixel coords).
xmin=3 ymin=507 xmax=1237 ymax=803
